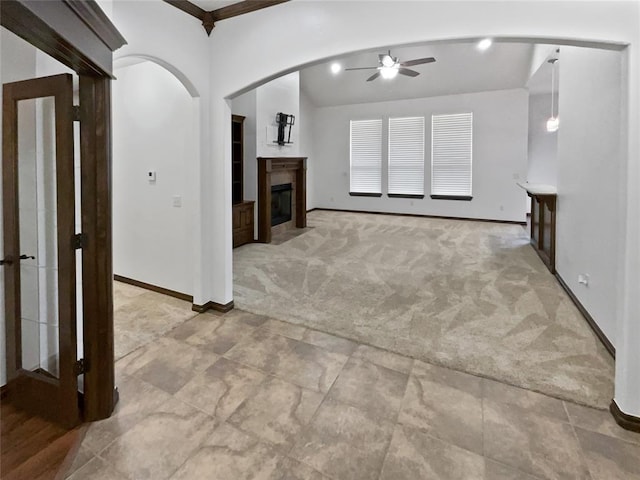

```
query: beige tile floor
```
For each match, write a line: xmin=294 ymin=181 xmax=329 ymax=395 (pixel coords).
xmin=69 ymin=307 xmax=640 ymax=480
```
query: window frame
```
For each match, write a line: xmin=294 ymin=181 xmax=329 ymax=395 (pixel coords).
xmin=387 ymin=115 xmax=426 ymax=199
xmin=430 ymin=112 xmax=474 ymax=201
xmin=349 ymin=118 xmax=383 ymax=197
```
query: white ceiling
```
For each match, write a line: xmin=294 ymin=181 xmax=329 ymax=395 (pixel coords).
xmin=526 ymin=52 xmax=560 ymax=95
xmin=190 ymin=0 xmax=239 ymax=11
xmin=300 ymin=41 xmax=537 ymax=107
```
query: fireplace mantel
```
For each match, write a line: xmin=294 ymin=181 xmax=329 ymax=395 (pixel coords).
xmin=257 ymin=157 xmax=307 ymax=243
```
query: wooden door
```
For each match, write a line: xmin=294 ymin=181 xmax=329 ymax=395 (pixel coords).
xmin=2 ymin=74 xmax=80 ymax=427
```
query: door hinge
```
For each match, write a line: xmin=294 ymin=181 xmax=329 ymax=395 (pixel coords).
xmin=74 ymin=358 xmax=87 ymax=375
xmin=73 ymin=233 xmax=87 ymax=249
xmin=73 ymin=105 xmax=81 ymax=122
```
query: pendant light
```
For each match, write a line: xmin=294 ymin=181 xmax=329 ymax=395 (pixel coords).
xmin=546 ymin=57 xmax=559 ymax=132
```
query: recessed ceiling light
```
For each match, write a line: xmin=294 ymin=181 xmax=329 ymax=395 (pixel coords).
xmin=330 ymin=63 xmax=342 ymax=74
xmin=477 ymin=38 xmax=492 ymax=51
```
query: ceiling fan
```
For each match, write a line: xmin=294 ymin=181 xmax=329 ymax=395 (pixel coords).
xmin=345 ymin=50 xmax=436 ymax=81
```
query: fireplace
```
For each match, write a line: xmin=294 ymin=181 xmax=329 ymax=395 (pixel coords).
xmin=257 ymin=157 xmax=307 ymax=243
xmin=271 ymin=183 xmax=292 ymax=226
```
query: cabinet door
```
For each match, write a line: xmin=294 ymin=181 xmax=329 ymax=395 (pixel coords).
xmin=233 ymin=205 xmax=241 ymax=229
xmin=541 ymin=200 xmax=553 ymax=258
xmin=531 ymin=197 xmax=540 ymax=245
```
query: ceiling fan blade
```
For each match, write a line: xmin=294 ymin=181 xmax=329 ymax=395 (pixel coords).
xmin=345 ymin=67 xmax=379 ymax=71
xmin=366 ymin=71 xmax=381 ymax=82
xmin=398 ymin=68 xmax=420 ymax=77
xmin=400 ymin=57 xmax=436 ymax=67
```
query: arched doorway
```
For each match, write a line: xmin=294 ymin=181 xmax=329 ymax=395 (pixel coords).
xmin=110 ymin=56 xmax=202 ymax=360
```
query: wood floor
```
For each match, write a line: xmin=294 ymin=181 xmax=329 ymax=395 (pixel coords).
xmin=0 ymin=401 xmax=86 ymax=480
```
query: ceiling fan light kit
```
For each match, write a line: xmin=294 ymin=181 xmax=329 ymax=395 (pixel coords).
xmin=381 ymin=54 xmax=396 ymax=68
xmin=344 ymin=50 xmax=436 ymax=82
xmin=380 ymin=66 xmax=399 ymax=79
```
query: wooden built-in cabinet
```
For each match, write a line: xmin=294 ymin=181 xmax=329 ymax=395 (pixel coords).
xmin=518 ymin=183 xmax=557 ymax=273
xmin=530 ymin=194 xmax=556 ymax=273
xmin=232 ymin=200 xmax=255 ymax=248
xmin=231 ymin=114 xmax=254 ymax=247
xmin=528 ymin=192 xmax=557 ymax=273
xmin=232 ymin=115 xmax=244 ymax=205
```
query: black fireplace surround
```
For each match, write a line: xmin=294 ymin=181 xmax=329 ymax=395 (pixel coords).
xmin=271 ymin=183 xmax=292 ymax=226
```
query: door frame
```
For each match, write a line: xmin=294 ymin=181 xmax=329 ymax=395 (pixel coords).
xmin=1 ymin=0 xmax=126 ymax=422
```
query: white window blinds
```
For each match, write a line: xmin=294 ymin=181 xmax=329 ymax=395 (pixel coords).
xmin=388 ymin=116 xmax=425 ymax=196
xmin=350 ymin=119 xmax=382 ymax=194
xmin=431 ymin=112 xmax=473 ymax=197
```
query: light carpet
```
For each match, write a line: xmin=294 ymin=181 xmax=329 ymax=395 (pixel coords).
xmin=233 ymin=210 xmax=614 ymax=409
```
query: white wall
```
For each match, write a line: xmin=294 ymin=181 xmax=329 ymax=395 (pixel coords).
xmin=112 ymin=61 xmax=197 ymax=295
xmin=111 ymin=0 xmax=211 ymax=304
xmin=300 ymin=90 xmax=317 ymax=209
xmin=256 ymin=72 xmax=300 ymax=157
xmin=528 ymin=44 xmax=556 ymax=80
xmin=312 ymin=88 xmax=528 ymax=222
xmin=617 ymin=15 xmax=640 ymax=418
xmin=555 ymin=46 xmax=623 ymax=345
xmin=527 ymin=93 xmax=558 ymax=185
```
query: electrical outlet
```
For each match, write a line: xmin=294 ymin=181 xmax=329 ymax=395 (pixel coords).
xmin=578 ymin=274 xmax=589 ymax=286
xmin=172 ymin=195 xmax=182 ymax=208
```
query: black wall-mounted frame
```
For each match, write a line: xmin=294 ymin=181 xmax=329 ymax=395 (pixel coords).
xmin=274 ymin=112 xmax=295 ymax=146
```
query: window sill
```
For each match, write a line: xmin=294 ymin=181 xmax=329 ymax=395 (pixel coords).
xmin=430 ymin=195 xmax=473 ymax=201
xmin=387 ymin=194 xmax=425 ymax=199
xmin=349 ymin=192 xmax=382 ymax=197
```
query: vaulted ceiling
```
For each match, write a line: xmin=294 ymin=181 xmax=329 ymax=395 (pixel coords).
xmin=156 ymin=1 xmax=556 ymax=105
xmin=300 ymin=41 xmax=542 ymax=107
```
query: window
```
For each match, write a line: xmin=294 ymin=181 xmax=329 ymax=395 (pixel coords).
xmin=350 ymin=119 xmax=382 ymax=196
xmin=388 ymin=116 xmax=425 ymax=197
xmin=431 ymin=112 xmax=473 ymax=200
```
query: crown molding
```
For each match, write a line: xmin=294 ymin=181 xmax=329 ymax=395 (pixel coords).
xmin=163 ymin=0 xmax=289 ymax=36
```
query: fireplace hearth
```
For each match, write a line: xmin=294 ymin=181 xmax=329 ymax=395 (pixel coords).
xmin=271 ymin=183 xmax=292 ymax=226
